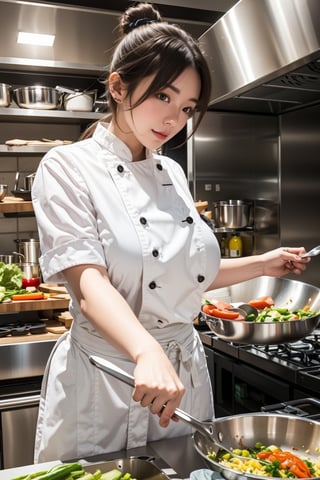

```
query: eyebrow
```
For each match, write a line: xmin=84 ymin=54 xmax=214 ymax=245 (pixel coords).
xmin=167 ymin=84 xmax=199 ymax=105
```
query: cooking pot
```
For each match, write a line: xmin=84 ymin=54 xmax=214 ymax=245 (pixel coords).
xmin=201 ymin=276 xmax=320 ymax=344
xmin=14 ymin=238 xmax=40 ymax=263
xmin=213 ymin=200 xmax=251 ymax=228
xmin=0 ymin=83 xmax=11 ymax=107
xmin=193 ymin=412 xmax=320 ymax=480
xmin=14 ymin=86 xmax=60 ymax=110
xmin=63 ymin=90 xmax=96 ymax=111
xmin=56 ymin=85 xmax=97 ymax=111
xmin=0 ymin=254 xmax=21 ymax=264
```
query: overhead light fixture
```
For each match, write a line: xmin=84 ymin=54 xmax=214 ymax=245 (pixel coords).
xmin=17 ymin=32 xmax=55 ymax=47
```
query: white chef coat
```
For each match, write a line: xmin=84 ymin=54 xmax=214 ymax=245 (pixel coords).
xmin=32 ymin=123 xmax=221 ymax=463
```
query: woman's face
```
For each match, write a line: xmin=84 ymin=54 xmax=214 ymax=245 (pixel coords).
xmin=122 ymin=66 xmax=201 ymax=152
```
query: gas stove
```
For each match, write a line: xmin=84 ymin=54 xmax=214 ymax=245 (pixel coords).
xmin=198 ymin=328 xmax=320 ymax=414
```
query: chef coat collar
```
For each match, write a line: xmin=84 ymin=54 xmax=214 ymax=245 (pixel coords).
xmin=93 ymin=122 xmax=153 ymax=163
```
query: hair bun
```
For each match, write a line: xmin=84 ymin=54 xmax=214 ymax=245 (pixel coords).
xmin=120 ymin=2 xmax=162 ymax=35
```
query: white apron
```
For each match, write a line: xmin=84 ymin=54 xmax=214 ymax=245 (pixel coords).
xmin=34 ymin=320 xmax=214 ymax=462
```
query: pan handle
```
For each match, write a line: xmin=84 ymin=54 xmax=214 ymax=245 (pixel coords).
xmin=89 ymin=355 xmax=223 ymax=442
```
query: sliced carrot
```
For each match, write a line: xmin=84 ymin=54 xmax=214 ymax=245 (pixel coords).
xmin=12 ymin=292 xmax=44 ymax=301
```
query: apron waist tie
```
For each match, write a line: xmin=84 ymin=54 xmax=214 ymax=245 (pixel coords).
xmin=166 ymin=338 xmax=201 ymax=389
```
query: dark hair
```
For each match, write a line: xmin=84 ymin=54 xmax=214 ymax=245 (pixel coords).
xmin=81 ymin=2 xmax=211 ymax=139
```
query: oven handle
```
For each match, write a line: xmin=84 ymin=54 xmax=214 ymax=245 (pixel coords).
xmin=0 ymin=394 xmax=40 ymax=411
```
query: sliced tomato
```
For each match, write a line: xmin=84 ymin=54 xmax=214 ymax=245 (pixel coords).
xmin=248 ymin=295 xmax=275 ymax=309
xmin=203 ymin=299 xmax=232 ymax=310
xmin=202 ymin=304 xmax=217 ymax=316
xmin=210 ymin=308 xmax=242 ymax=320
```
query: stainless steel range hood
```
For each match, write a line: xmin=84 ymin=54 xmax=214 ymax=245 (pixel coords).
xmin=199 ymin=0 xmax=320 ymax=114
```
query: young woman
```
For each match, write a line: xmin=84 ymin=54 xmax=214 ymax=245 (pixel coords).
xmin=32 ymin=2 xmax=309 ymax=463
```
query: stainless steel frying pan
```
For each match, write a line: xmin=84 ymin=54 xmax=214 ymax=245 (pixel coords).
xmin=193 ymin=413 xmax=320 ymax=480
xmin=90 ymin=355 xmax=320 ymax=480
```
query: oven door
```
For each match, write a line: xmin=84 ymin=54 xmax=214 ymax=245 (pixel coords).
xmin=0 ymin=394 xmax=40 ymax=469
xmin=213 ymin=350 xmax=291 ymax=416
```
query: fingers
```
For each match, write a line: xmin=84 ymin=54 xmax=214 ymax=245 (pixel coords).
xmin=132 ymin=379 xmax=185 ymax=427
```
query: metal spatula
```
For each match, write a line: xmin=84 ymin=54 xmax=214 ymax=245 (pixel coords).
xmin=300 ymin=245 xmax=320 ymax=258
xmin=89 ymin=355 xmax=241 ymax=458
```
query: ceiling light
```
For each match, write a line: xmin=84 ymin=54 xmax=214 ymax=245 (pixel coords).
xmin=17 ymin=32 xmax=55 ymax=47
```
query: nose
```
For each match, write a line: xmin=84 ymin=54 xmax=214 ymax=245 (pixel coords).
xmin=163 ymin=106 xmax=180 ymax=126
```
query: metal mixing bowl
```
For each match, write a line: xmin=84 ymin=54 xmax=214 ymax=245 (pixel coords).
xmin=14 ymin=86 xmax=60 ymax=110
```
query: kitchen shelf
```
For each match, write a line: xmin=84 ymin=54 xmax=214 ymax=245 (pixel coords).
xmin=213 ymin=226 xmax=254 ymax=233
xmin=0 ymin=107 xmax=103 ymax=124
xmin=0 ymin=144 xmax=59 ymax=154
xmin=0 ymin=196 xmax=33 ymax=214
xmin=0 ymin=56 xmax=104 ymax=76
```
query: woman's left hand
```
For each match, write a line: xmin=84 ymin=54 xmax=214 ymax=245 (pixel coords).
xmin=261 ymin=247 xmax=310 ymax=277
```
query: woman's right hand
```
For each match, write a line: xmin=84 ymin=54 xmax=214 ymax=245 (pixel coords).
xmin=133 ymin=349 xmax=185 ymax=427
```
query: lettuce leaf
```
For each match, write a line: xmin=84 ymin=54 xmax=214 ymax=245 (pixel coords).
xmin=0 ymin=262 xmax=24 ymax=290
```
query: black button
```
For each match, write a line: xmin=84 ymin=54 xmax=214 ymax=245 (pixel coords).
xmin=156 ymin=163 xmax=163 ymax=171
xmin=152 ymin=249 xmax=159 ymax=257
xmin=197 ymin=275 xmax=205 ymax=283
xmin=117 ymin=165 xmax=124 ymax=173
xmin=149 ymin=281 xmax=157 ymax=289
xmin=182 ymin=216 xmax=193 ymax=224
xmin=140 ymin=217 xmax=147 ymax=225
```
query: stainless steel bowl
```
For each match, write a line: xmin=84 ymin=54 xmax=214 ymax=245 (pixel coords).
xmin=0 ymin=83 xmax=11 ymax=107
xmin=14 ymin=86 xmax=60 ymax=110
xmin=0 ymin=184 xmax=8 ymax=201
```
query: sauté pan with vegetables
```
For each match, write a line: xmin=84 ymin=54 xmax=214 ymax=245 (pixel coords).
xmin=202 ymin=296 xmax=319 ymax=322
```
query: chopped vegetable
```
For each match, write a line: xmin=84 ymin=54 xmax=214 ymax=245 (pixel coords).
xmin=10 ymin=465 xmax=139 ymax=480
xmin=11 ymin=291 xmax=44 ymax=301
xmin=208 ymin=443 xmax=320 ymax=478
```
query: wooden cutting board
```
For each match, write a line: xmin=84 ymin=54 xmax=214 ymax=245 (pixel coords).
xmin=39 ymin=283 xmax=69 ymax=295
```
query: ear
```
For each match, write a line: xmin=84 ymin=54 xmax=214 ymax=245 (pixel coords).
xmin=108 ymin=72 xmax=126 ymax=103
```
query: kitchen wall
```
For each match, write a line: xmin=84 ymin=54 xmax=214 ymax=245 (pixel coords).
xmin=280 ymin=103 xmax=320 ymax=288
xmin=0 ymin=122 xmax=81 ymax=254
xmin=185 ymin=104 xmax=320 ymax=287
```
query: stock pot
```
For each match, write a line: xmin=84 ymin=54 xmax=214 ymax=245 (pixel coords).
xmin=14 ymin=239 xmax=40 ymax=263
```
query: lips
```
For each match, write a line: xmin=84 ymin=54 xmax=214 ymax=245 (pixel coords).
xmin=152 ymin=129 xmax=169 ymax=141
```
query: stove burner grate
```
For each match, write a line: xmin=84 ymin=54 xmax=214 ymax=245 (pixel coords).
xmin=262 ymin=397 xmax=320 ymax=420
xmin=253 ymin=333 xmax=320 ymax=367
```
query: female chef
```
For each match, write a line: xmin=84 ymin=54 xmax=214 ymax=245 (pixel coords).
xmin=32 ymin=2 xmax=310 ymax=462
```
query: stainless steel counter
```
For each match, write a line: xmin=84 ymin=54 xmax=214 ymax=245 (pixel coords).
xmin=78 ymin=435 xmax=208 ymax=479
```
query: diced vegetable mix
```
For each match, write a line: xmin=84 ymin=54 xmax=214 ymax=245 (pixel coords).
xmin=10 ymin=464 xmax=138 ymax=480
xmin=208 ymin=444 xmax=320 ymax=478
